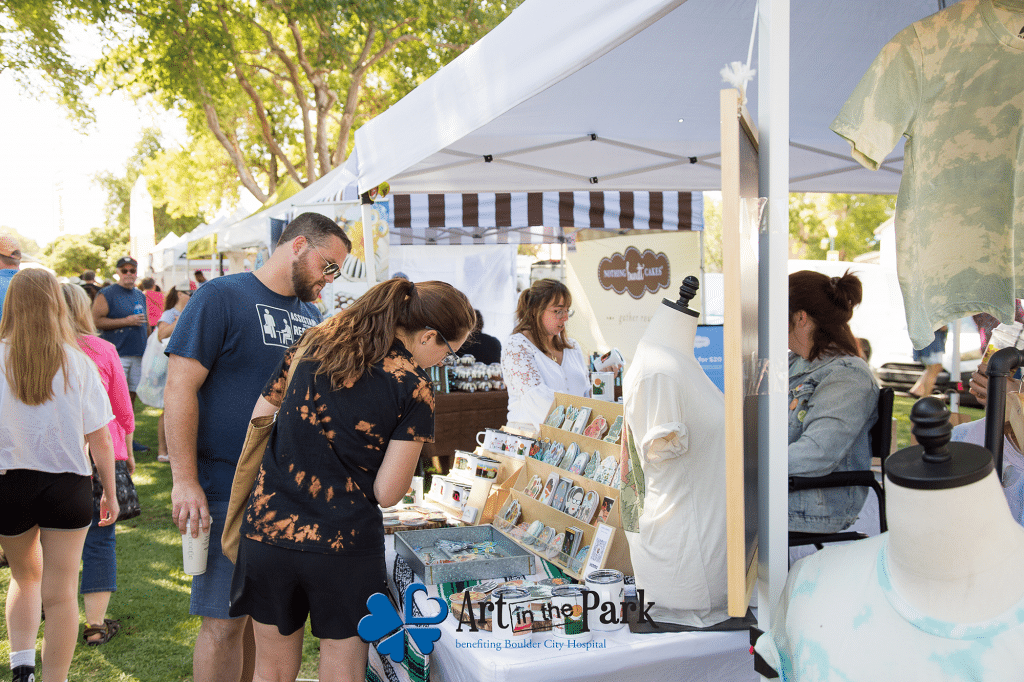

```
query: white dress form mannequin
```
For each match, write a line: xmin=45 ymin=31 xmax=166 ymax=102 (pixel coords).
xmin=623 ymin=278 xmax=729 ymax=628
xmin=886 ymin=472 xmax=1024 ymax=622
xmin=754 ymin=397 xmax=1024 ymax=679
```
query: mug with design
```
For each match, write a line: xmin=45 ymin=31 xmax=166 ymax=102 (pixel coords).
xmin=474 ymin=456 xmax=500 ymax=480
xmin=429 ymin=475 xmax=449 ymax=501
xmin=476 ymin=428 xmax=509 ymax=454
xmin=450 ymin=482 xmax=472 ymax=510
xmin=452 ymin=450 xmax=479 ymax=477
xmin=585 ymin=569 xmax=626 ymax=633
xmin=491 ymin=586 xmax=534 ymax=640
xmin=551 ymin=585 xmax=591 ymax=641
xmin=505 ymin=434 xmax=537 ymax=460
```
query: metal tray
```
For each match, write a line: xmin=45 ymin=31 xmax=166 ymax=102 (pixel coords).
xmin=394 ymin=524 xmax=535 ymax=584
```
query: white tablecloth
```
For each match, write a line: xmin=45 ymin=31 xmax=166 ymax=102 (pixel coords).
xmin=385 ymin=537 xmax=758 ymax=682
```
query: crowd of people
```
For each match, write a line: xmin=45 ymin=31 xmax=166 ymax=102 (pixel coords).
xmin=2 ymin=228 xmax=997 ymax=678
xmin=0 ymin=217 xmax=489 ymax=682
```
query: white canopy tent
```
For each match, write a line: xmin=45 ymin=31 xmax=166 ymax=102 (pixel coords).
xmin=342 ymin=0 xmax=938 ymax=197
xmin=320 ymin=0 xmax=957 ymax=640
xmin=219 ymin=165 xmax=357 ymax=251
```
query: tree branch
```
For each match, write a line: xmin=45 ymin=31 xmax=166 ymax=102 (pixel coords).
xmin=250 ymin=17 xmax=315 ymax=183
xmin=215 ymin=8 xmax=305 ymax=187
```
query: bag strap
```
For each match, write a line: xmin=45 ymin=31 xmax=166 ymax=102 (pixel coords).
xmin=279 ymin=344 xmax=307 ymax=409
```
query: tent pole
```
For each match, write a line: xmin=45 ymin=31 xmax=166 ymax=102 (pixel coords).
xmin=757 ymin=0 xmax=790 ymax=645
xmin=360 ymin=194 xmax=378 ymax=287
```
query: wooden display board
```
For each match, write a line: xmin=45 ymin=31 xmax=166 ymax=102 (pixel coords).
xmin=493 ymin=392 xmax=632 ymax=580
xmin=721 ymin=88 xmax=761 ymax=616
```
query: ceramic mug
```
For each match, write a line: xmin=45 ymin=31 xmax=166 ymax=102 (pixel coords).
xmin=430 ymin=475 xmax=449 ymax=501
xmin=585 ymin=569 xmax=626 ymax=633
xmin=504 ymin=435 xmax=537 ymax=460
xmin=476 ymin=428 xmax=508 ymax=454
xmin=452 ymin=450 xmax=479 ymax=476
xmin=450 ymin=482 xmax=471 ymax=509
xmin=474 ymin=456 xmax=500 ymax=480
xmin=590 ymin=372 xmax=615 ymax=401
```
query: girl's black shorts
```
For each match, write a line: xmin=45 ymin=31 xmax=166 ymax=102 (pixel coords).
xmin=229 ymin=536 xmax=387 ymax=640
xmin=0 ymin=469 xmax=93 ymax=536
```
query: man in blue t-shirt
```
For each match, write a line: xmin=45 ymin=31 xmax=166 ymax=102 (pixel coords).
xmin=0 ymin=235 xmax=22 ymax=322
xmin=165 ymin=212 xmax=350 ymax=682
xmin=93 ymin=256 xmax=149 ymax=451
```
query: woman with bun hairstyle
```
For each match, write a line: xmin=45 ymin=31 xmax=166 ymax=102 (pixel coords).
xmin=0 ymin=270 xmax=118 ymax=682
xmin=788 ymin=269 xmax=879 ymax=534
xmin=229 ymin=277 xmax=475 ymax=682
xmin=501 ymin=279 xmax=590 ymax=432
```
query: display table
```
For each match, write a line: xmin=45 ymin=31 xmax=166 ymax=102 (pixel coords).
xmin=383 ymin=536 xmax=758 ymax=682
xmin=423 ymin=390 xmax=508 ymax=471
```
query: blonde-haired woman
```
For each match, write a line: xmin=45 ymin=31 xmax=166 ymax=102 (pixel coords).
xmin=501 ymin=278 xmax=590 ymax=432
xmin=63 ymin=282 xmax=135 ymax=645
xmin=229 ymin=278 xmax=475 ymax=682
xmin=0 ymin=270 xmax=118 ymax=682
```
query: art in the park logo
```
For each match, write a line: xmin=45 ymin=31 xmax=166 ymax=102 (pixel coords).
xmin=358 ymin=584 xmax=448 ymax=663
xmin=359 ymin=582 xmax=659 ymax=660
xmin=597 ymin=246 xmax=671 ymax=299
xmin=454 ymin=587 xmax=658 ymax=638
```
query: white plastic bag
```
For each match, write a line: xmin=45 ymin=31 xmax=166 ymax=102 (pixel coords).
xmin=136 ymin=329 xmax=169 ymax=408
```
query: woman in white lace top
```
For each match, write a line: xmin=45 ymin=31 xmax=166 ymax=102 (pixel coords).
xmin=501 ymin=279 xmax=590 ymax=432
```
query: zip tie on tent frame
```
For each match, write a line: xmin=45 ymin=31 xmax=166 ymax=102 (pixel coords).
xmin=719 ymin=0 xmax=758 ymax=105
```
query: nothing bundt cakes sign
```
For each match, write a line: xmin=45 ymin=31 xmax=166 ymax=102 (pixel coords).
xmin=597 ymin=246 xmax=671 ymax=299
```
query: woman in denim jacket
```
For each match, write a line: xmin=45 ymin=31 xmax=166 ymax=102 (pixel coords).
xmin=789 ymin=270 xmax=879 ymax=533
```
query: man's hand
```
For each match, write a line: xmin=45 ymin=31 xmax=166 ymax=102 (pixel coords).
xmin=172 ymin=480 xmax=211 ymax=537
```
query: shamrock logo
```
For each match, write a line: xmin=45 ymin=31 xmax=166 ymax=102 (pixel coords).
xmin=357 ymin=583 xmax=449 ymax=663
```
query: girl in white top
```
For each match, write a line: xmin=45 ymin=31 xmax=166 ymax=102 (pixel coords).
xmin=0 ymin=269 xmax=118 ymax=682
xmin=501 ymin=279 xmax=590 ymax=432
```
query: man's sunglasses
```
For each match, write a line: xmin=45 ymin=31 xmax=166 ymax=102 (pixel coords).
xmin=119 ymin=268 xmax=137 ymax=274
xmin=309 ymin=242 xmax=340 ymax=278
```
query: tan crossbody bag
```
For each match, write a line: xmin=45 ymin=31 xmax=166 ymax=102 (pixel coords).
xmin=222 ymin=346 xmax=306 ymax=563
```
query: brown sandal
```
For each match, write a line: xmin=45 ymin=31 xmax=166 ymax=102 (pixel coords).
xmin=83 ymin=618 xmax=120 ymax=645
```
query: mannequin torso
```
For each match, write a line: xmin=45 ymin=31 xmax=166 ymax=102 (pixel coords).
xmin=623 ymin=303 xmax=729 ymax=627
xmin=886 ymin=470 xmax=1024 ymax=622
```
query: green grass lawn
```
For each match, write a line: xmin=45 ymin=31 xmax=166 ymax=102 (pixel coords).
xmin=0 ymin=405 xmax=322 ymax=682
xmin=0 ymin=395 xmax=988 ymax=680
xmin=892 ymin=394 xmax=984 ymax=451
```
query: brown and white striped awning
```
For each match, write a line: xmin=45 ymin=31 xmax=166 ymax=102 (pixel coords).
xmin=385 ymin=191 xmax=702 ymax=245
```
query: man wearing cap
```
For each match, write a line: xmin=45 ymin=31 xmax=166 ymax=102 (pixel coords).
xmin=164 ymin=212 xmax=350 ymax=682
xmin=0 ymin=235 xmax=22 ymax=322
xmin=93 ymin=257 xmax=149 ymax=450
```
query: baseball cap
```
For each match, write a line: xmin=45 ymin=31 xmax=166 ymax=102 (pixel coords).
xmin=0 ymin=235 xmax=21 ymax=258
xmin=116 ymin=256 xmax=138 ymax=269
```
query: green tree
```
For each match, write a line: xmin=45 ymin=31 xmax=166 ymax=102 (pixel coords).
xmin=99 ymin=0 xmax=522 ymax=212
xmin=0 ymin=0 xmax=109 ymax=119
xmin=44 ymin=233 xmax=106 ymax=276
xmin=702 ymin=194 xmax=723 ymax=273
xmin=94 ymin=128 xmax=205 ymax=244
xmin=789 ymin=193 xmax=895 ymax=261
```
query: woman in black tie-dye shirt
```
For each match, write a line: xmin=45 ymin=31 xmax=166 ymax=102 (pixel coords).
xmin=229 ymin=278 xmax=475 ymax=681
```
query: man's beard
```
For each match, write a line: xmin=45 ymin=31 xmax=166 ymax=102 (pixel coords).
xmin=291 ymin=260 xmax=323 ymax=302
